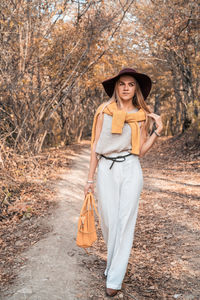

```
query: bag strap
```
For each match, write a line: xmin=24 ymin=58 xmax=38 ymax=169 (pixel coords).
xmin=80 ymin=192 xmax=99 ymax=221
xmin=88 ymin=192 xmax=99 ymax=218
xmin=80 ymin=193 xmax=89 ymax=216
xmin=88 ymin=192 xmax=101 ymax=229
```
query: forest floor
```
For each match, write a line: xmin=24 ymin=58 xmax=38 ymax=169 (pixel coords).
xmin=0 ymin=135 xmax=199 ymax=300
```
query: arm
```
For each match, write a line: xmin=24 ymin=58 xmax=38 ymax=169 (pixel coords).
xmin=139 ymin=113 xmax=163 ymax=157
xmin=84 ymin=112 xmax=104 ymax=196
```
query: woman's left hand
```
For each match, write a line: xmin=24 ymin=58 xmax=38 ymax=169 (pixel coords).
xmin=147 ymin=113 xmax=163 ymax=134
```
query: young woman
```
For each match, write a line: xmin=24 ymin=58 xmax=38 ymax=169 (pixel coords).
xmin=84 ymin=68 xmax=163 ymax=297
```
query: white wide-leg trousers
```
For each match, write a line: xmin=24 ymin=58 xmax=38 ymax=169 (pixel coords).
xmin=96 ymin=151 xmax=143 ymax=290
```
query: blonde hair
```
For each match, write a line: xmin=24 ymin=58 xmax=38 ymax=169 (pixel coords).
xmin=101 ymin=76 xmax=153 ymax=134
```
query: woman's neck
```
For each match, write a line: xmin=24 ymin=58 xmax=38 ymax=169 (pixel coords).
xmin=117 ymin=99 xmax=136 ymax=112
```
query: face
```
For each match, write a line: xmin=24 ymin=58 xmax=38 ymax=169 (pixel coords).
xmin=116 ymin=75 xmax=136 ymax=102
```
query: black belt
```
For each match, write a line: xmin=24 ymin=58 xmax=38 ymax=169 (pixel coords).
xmin=100 ymin=153 xmax=132 ymax=169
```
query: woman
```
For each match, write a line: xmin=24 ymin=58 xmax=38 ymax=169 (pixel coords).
xmin=84 ymin=68 xmax=163 ymax=297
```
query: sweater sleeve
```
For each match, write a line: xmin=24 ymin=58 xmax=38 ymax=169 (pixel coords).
xmin=90 ymin=103 xmax=106 ymax=150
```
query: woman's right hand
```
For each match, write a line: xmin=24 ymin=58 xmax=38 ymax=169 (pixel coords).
xmin=84 ymin=182 xmax=95 ymax=196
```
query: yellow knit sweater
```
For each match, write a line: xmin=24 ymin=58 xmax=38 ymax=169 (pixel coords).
xmin=91 ymin=102 xmax=146 ymax=155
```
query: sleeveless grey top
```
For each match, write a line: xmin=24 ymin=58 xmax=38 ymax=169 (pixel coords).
xmin=95 ymin=108 xmax=140 ymax=156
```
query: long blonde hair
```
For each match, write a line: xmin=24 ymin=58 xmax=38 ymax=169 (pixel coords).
xmin=101 ymin=76 xmax=152 ymax=134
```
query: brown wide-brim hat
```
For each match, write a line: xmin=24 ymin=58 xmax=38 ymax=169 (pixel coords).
xmin=102 ymin=68 xmax=152 ymax=100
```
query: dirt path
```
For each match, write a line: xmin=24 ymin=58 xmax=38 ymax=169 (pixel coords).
xmin=2 ymin=147 xmax=98 ymax=300
xmin=1 ymin=141 xmax=200 ymax=300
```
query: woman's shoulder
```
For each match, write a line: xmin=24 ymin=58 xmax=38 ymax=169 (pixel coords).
xmin=95 ymin=101 xmax=110 ymax=115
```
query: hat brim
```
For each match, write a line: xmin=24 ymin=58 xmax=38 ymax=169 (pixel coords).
xmin=102 ymin=71 xmax=152 ymax=100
